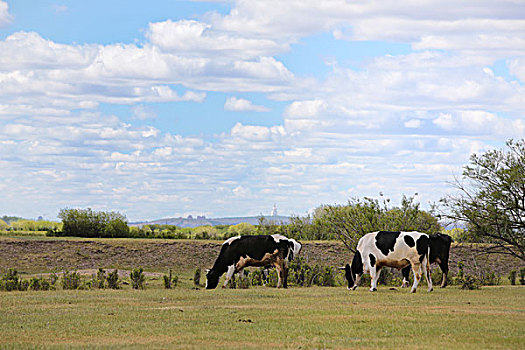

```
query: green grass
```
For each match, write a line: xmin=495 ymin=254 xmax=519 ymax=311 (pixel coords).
xmin=1 ymin=284 xmax=524 ymax=349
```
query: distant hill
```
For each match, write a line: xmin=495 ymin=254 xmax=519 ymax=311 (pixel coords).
xmin=130 ymin=215 xmax=291 ymax=228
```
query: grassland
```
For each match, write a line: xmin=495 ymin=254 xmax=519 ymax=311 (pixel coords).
xmin=1 ymin=236 xmax=524 ymax=349
xmin=1 ymin=283 xmax=524 ymax=349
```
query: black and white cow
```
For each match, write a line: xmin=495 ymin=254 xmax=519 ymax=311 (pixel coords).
xmin=205 ymin=234 xmax=302 ymax=289
xmin=401 ymin=233 xmax=453 ymax=288
xmin=343 ymin=231 xmax=433 ymax=293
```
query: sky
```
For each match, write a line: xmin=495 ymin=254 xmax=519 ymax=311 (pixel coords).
xmin=0 ymin=0 xmax=524 ymax=222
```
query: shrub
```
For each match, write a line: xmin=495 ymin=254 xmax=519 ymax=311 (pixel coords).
xmin=106 ymin=270 xmax=120 ymax=289
xmin=61 ymin=271 xmax=81 ymax=290
xmin=193 ymin=268 xmax=201 ymax=287
xmin=480 ymin=271 xmax=501 ymax=286
xmin=163 ymin=269 xmax=178 ymax=289
xmin=1 ymin=269 xmax=20 ymax=291
xmin=130 ymin=268 xmax=145 ymax=289
xmin=452 ymin=262 xmax=481 ymax=290
xmin=92 ymin=268 xmax=106 ymax=289
xmin=0 ymin=269 xmax=29 ymax=291
xmin=508 ymin=270 xmax=516 ymax=285
xmin=249 ymin=268 xmax=265 ymax=286
xmin=29 ymin=276 xmax=51 ymax=291
xmin=520 ymin=267 xmax=525 ymax=286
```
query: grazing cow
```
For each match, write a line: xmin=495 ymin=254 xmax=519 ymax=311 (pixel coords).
xmin=205 ymin=234 xmax=302 ymax=289
xmin=343 ymin=231 xmax=433 ymax=293
xmin=401 ymin=233 xmax=453 ymax=288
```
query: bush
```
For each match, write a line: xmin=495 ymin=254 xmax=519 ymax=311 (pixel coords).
xmin=0 ymin=269 xmax=29 ymax=291
xmin=92 ymin=268 xmax=106 ymax=289
xmin=61 ymin=271 xmax=81 ymax=290
xmin=193 ymin=268 xmax=201 ymax=287
xmin=130 ymin=268 xmax=145 ymax=289
xmin=29 ymin=276 xmax=51 ymax=291
xmin=58 ymin=208 xmax=129 ymax=238
xmin=520 ymin=267 xmax=525 ymax=286
xmin=106 ymin=270 xmax=119 ymax=289
xmin=509 ymin=270 xmax=517 ymax=285
xmin=452 ymin=262 xmax=481 ymax=290
xmin=163 ymin=269 xmax=178 ymax=289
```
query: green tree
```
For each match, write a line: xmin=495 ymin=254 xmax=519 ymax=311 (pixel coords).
xmin=0 ymin=219 xmax=9 ymax=231
xmin=440 ymin=139 xmax=525 ymax=262
xmin=317 ymin=195 xmax=440 ymax=252
xmin=58 ymin=208 xmax=129 ymax=238
xmin=227 ymin=223 xmax=256 ymax=236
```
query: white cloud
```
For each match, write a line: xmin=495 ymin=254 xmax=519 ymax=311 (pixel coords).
xmin=131 ymin=105 xmax=157 ymax=120
xmin=508 ymin=58 xmax=525 ymax=82
xmin=404 ymin=119 xmax=422 ymax=128
xmin=432 ymin=110 xmax=525 ymax=137
xmin=224 ymin=97 xmax=269 ymax=112
xmin=1 ymin=0 xmax=525 ymax=220
xmin=284 ymin=100 xmax=326 ymax=118
xmin=0 ymin=0 xmax=12 ymax=27
xmin=147 ymin=19 xmax=285 ymax=59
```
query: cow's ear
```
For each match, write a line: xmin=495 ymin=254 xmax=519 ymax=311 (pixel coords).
xmin=205 ymin=269 xmax=210 ymax=273
xmin=345 ymin=264 xmax=351 ymax=273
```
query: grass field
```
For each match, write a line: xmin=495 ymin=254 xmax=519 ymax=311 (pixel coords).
xmin=1 ymin=283 xmax=524 ymax=349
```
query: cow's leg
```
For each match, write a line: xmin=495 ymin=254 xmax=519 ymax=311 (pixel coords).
xmin=439 ymin=259 xmax=449 ymax=288
xmin=274 ymin=260 xmax=284 ymax=288
xmin=401 ymin=265 xmax=410 ymax=288
xmin=352 ymin=274 xmax=361 ymax=290
xmin=422 ymin=257 xmax=433 ymax=292
xmin=370 ymin=267 xmax=381 ymax=292
xmin=282 ymin=260 xmax=289 ymax=288
xmin=222 ymin=264 xmax=236 ymax=288
xmin=410 ymin=262 xmax=422 ymax=293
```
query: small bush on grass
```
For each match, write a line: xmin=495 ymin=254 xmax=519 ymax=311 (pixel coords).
xmin=92 ymin=268 xmax=106 ymax=289
xmin=130 ymin=268 xmax=145 ymax=289
xmin=509 ymin=270 xmax=517 ymax=285
xmin=193 ymin=268 xmax=201 ymax=287
xmin=61 ymin=271 xmax=81 ymax=290
xmin=0 ymin=269 xmax=29 ymax=291
xmin=163 ymin=269 xmax=179 ymax=289
xmin=106 ymin=270 xmax=119 ymax=289
xmin=520 ymin=267 xmax=525 ymax=285
xmin=452 ymin=262 xmax=481 ymax=290
xmin=29 ymin=276 xmax=51 ymax=291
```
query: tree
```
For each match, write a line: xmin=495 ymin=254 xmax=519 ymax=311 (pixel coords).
xmin=317 ymin=195 xmax=441 ymax=252
xmin=0 ymin=219 xmax=9 ymax=231
xmin=58 ymin=208 xmax=129 ymax=238
xmin=440 ymin=139 xmax=525 ymax=262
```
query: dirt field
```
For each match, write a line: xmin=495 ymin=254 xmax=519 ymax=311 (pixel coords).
xmin=1 ymin=236 xmax=523 ymax=276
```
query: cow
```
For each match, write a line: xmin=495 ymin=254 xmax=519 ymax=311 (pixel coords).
xmin=401 ymin=233 xmax=453 ymax=288
xmin=205 ymin=234 xmax=302 ymax=289
xmin=343 ymin=231 xmax=433 ymax=293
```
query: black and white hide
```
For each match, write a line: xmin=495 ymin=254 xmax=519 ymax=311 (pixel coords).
xmin=401 ymin=233 xmax=453 ymax=288
xmin=205 ymin=234 xmax=302 ymax=289
xmin=344 ymin=231 xmax=433 ymax=293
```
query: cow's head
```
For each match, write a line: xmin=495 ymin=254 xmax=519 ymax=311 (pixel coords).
xmin=287 ymin=239 xmax=302 ymax=260
xmin=205 ymin=268 xmax=220 ymax=289
xmin=342 ymin=250 xmax=363 ymax=290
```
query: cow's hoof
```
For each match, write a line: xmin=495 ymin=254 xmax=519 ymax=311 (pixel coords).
xmin=428 ymin=287 xmax=434 ymax=292
xmin=351 ymin=286 xmax=358 ymax=291
xmin=410 ymin=289 xmax=417 ymax=293
xmin=369 ymin=288 xmax=377 ymax=292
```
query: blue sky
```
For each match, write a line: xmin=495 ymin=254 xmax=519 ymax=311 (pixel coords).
xmin=0 ymin=0 xmax=524 ymax=221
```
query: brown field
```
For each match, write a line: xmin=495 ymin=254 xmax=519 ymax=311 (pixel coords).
xmin=0 ymin=236 xmax=523 ymax=276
